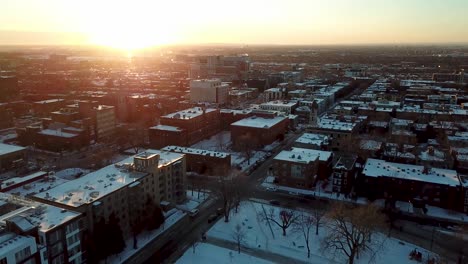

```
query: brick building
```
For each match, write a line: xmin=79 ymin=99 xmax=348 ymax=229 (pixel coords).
xmin=231 ymin=115 xmax=288 ymax=151
xmin=149 ymin=107 xmax=221 ymax=149
xmin=273 ymin=148 xmax=333 ymax=189
xmin=162 ymin=146 xmax=231 ymax=176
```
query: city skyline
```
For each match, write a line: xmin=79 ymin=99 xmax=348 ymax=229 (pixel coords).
xmin=1 ymin=0 xmax=468 ymax=49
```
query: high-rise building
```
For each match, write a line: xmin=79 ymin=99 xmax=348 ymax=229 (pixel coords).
xmin=190 ymin=79 xmax=229 ymax=104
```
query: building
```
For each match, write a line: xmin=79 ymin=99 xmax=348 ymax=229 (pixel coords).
xmin=0 ymin=231 xmax=38 ymax=264
xmin=259 ymin=100 xmax=298 ymax=115
xmin=308 ymin=114 xmax=367 ymax=152
xmin=33 ymin=150 xmax=186 ymax=239
xmin=162 ymin=146 xmax=231 ymax=176
xmin=78 ymin=102 xmax=116 ymax=142
xmin=190 ymin=79 xmax=229 ymax=104
xmin=294 ymin=133 xmax=330 ymax=150
xmin=231 ymin=115 xmax=288 ymax=151
xmin=331 ymin=156 xmax=357 ymax=194
xmin=273 ymin=148 xmax=333 ymax=189
xmin=149 ymin=107 xmax=221 ymax=149
xmin=32 ymin=99 xmax=66 ymax=117
xmin=358 ymin=158 xmax=463 ymax=212
xmin=0 ymin=76 xmax=18 ymax=102
xmin=0 ymin=143 xmax=26 ymax=172
xmin=0 ymin=193 xmax=83 ymax=264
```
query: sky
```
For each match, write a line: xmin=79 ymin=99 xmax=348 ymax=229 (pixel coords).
xmin=1 ymin=0 xmax=468 ymax=48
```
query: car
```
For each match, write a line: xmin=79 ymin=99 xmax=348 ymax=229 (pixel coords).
xmin=189 ymin=209 xmax=199 ymax=217
xmin=266 ymin=187 xmax=278 ymax=192
xmin=207 ymin=214 xmax=218 ymax=223
xmin=288 ymin=191 xmax=299 ymax=196
xmin=269 ymin=200 xmax=280 ymax=206
xmin=216 ymin=207 xmax=224 ymax=216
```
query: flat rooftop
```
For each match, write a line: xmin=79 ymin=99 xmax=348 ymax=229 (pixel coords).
xmin=0 ymin=194 xmax=81 ymax=232
xmin=295 ymin=133 xmax=329 ymax=146
xmin=231 ymin=115 xmax=286 ymax=129
xmin=34 ymin=150 xmax=184 ymax=208
xmin=274 ymin=147 xmax=332 ymax=163
xmin=149 ymin=125 xmax=182 ymax=132
xmin=162 ymin=145 xmax=230 ymax=159
xmin=162 ymin=107 xmax=217 ymax=120
xmin=363 ymin=158 xmax=459 ymax=187
xmin=0 ymin=143 xmax=26 ymax=156
xmin=39 ymin=129 xmax=78 ymax=138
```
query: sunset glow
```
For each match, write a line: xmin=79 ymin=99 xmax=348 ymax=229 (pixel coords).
xmin=1 ymin=0 xmax=468 ymax=47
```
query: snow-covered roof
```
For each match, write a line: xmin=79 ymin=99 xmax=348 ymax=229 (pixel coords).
xmin=295 ymin=133 xmax=329 ymax=146
xmin=39 ymin=129 xmax=77 ymax=138
xmin=363 ymin=158 xmax=459 ymax=187
xmin=1 ymin=171 xmax=48 ymax=189
xmin=162 ymin=145 xmax=230 ymax=159
xmin=149 ymin=125 xmax=182 ymax=132
xmin=231 ymin=115 xmax=286 ymax=129
xmin=0 ymin=194 xmax=81 ymax=233
xmin=162 ymin=107 xmax=217 ymax=120
xmin=0 ymin=233 xmax=35 ymax=254
xmin=34 ymin=150 xmax=184 ymax=207
xmin=260 ymin=101 xmax=298 ymax=107
xmin=34 ymin=99 xmax=64 ymax=104
xmin=360 ymin=140 xmax=383 ymax=151
xmin=274 ymin=147 xmax=332 ymax=163
xmin=0 ymin=143 xmax=26 ymax=156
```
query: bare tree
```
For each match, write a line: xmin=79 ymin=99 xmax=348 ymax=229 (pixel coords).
xmin=217 ymin=175 xmax=236 ymax=222
xmin=321 ymin=203 xmax=386 ymax=264
xmin=311 ymin=206 xmax=326 ymax=235
xmin=293 ymin=212 xmax=314 ymax=258
xmin=231 ymin=224 xmax=247 ymax=254
xmin=262 ymin=208 xmax=299 ymax=236
xmin=237 ymin=133 xmax=257 ymax=165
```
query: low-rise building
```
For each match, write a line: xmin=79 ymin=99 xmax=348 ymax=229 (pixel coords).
xmin=150 ymin=107 xmax=221 ymax=149
xmin=0 ymin=143 xmax=26 ymax=172
xmin=273 ymin=148 xmax=333 ymax=189
xmin=294 ymin=133 xmax=329 ymax=150
xmin=161 ymin=146 xmax=231 ymax=176
xmin=231 ymin=115 xmax=288 ymax=151
xmin=259 ymin=100 xmax=298 ymax=114
xmin=358 ymin=158 xmax=463 ymax=212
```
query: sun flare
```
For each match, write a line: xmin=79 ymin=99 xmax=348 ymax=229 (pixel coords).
xmin=83 ymin=1 xmax=179 ymax=50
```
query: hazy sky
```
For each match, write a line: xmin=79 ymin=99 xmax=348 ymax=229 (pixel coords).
xmin=1 ymin=0 xmax=468 ymax=48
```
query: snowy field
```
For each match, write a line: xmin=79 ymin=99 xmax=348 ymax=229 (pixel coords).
xmin=191 ymin=131 xmax=274 ymax=173
xmin=176 ymin=243 xmax=274 ymax=264
xmin=205 ymin=201 xmax=437 ymax=264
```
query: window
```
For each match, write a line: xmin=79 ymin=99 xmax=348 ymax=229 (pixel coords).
xmin=15 ymin=247 xmax=31 ymax=262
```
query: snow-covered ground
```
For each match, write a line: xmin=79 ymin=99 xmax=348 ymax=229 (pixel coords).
xmin=178 ymin=190 xmax=210 ymax=211
xmin=190 ymin=131 xmax=274 ymax=173
xmin=206 ymin=201 xmax=438 ymax=264
xmin=107 ymin=209 xmax=186 ymax=263
xmin=176 ymin=243 xmax=274 ymax=264
xmin=262 ymin=177 xmax=368 ymax=204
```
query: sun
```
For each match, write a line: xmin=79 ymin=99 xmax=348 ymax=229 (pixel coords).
xmin=83 ymin=1 xmax=179 ymax=51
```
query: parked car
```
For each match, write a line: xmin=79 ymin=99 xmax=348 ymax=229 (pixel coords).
xmin=189 ymin=209 xmax=199 ymax=217
xmin=208 ymin=214 xmax=218 ymax=223
xmin=288 ymin=191 xmax=299 ymax=196
xmin=266 ymin=187 xmax=278 ymax=192
xmin=216 ymin=208 xmax=224 ymax=216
